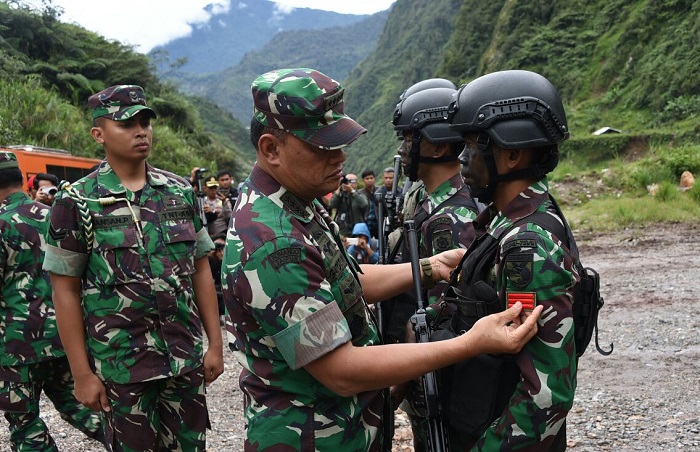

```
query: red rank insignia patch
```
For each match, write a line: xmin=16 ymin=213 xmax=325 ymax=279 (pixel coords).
xmin=506 ymin=292 xmax=536 ymax=310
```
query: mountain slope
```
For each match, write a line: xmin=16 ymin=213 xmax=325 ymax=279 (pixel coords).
xmin=171 ymin=10 xmax=389 ymax=126
xmin=153 ymin=0 xmax=370 ymax=74
xmin=342 ymin=0 xmax=700 ymax=172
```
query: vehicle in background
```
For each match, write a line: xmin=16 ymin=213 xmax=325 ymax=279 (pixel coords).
xmin=1 ymin=145 xmax=102 ymax=192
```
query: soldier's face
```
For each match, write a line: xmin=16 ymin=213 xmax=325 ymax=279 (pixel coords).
xmin=92 ymin=113 xmax=153 ymax=163
xmin=275 ymin=133 xmax=347 ymax=202
xmin=459 ymin=134 xmax=487 ymax=188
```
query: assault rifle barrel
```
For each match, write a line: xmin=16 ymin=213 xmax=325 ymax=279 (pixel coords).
xmin=405 ymin=220 xmax=449 ymax=452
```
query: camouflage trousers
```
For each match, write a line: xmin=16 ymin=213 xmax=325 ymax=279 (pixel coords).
xmin=0 ymin=357 xmax=104 ymax=452
xmin=102 ymin=366 xmax=208 ymax=452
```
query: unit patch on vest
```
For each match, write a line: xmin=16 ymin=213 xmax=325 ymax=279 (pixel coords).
xmin=268 ymin=248 xmax=302 ymax=269
xmin=93 ymin=215 xmax=131 ymax=229
xmin=504 ymin=253 xmax=534 ymax=289
xmin=432 ymin=229 xmax=453 ymax=253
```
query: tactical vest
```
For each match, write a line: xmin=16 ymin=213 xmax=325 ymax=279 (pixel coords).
xmin=433 ymin=194 xmax=609 ymax=441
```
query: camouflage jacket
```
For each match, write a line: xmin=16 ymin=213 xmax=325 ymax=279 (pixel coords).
xmin=0 ymin=192 xmax=63 ymax=379
xmin=473 ymin=177 xmax=578 ymax=450
xmin=401 ymin=174 xmax=478 ymax=300
xmin=43 ymin=162 xmax=214 ymax=384
xmin=222 ymin=165 xmax=384 ymax=451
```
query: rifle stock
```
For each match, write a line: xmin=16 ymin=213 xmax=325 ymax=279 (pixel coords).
xmin=405 ymin=220 xmax=449 ymax=452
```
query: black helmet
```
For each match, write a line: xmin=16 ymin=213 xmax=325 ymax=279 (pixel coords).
xmin=393 ymin=81 xmax=463 ymax=181
xmin=399 ymin=78 xmax=457 ymax=100
xmin=393 ymin=87 xmax=463 ymax=144
xmin=447 ymin=70 xmax=569 ymax=148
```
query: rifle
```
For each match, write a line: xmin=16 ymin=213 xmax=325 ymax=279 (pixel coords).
xmin=375 ymin=154 xmax=403 ymax=451
xmin=405 ymin=219 xmax=449 ymax=451
xmin=193 ymin=167 xmax=208 ymax=227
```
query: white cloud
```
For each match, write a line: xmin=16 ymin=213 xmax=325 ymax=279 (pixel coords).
xmin=37 ymin=0 xmax=395 ymax=53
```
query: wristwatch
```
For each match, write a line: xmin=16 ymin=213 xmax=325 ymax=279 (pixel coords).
xmin=420 ymin=257 xmax=435 ymax=289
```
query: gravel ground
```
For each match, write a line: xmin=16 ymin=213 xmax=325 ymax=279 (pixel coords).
xmin=2 ymin=222 xmax=699 ymax=451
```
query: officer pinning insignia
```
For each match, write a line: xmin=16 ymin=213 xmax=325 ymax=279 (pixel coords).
xmin=504 ymin=253 xmax=534 ymax=289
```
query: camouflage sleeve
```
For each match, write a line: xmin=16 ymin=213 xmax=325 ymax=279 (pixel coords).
xmin=42 ymin=193 xmax=89 ymax=276
xmin=236 ymin=236 xmax=351 ymax=370
xmin=194 ymin=227 xmax=214 ymax=259
xmin=477 ymin=226 xmax=577 ymax=450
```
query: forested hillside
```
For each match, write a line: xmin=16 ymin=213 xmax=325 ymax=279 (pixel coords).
xmin=0 ymin=1 xmax=252 ymax=179
xmin=2 ymin=0 xmax=700 ymax=188
xmin=344 ymin=0 xmax=700 ymax=172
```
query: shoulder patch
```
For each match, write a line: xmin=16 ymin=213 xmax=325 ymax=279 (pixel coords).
xmin=504 ymin=253 xmax=534 ymax=289
xmin=432 ymin=229 xmax=453 ymax=253
xmin=268 ymin=248 xmax=302 ymax=269
xmin=502 ymin=238 xmax=536 ymax=253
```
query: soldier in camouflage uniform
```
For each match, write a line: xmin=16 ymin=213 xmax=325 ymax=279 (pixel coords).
xmin=0 ymin=152 xmax=104 ymax=451
xmin=222 ymin=67 xmax=544 ymax=451
xmin=387 ymin=79 xmax=484 ymax=450
xmin=443 ymin=70 xmax=578 ymax=450
xmin=43 ymin=85 xmax=224 ymax=451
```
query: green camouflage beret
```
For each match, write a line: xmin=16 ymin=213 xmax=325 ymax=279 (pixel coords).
xmin=252 ymin=68 xmax=366 ymax=150
xmin=89 ymin=85 xmax=157 ymax=121
xmin=0 ymin=151 xmax=18 ymax=170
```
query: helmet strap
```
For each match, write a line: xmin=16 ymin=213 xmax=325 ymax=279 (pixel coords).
xmin=472 ymin=133 xmax=560 ymax=203
xmin=408 ymin=134 xmax=459 ymax=181
xmin=407 ymin=132 xmax=423 ymax=181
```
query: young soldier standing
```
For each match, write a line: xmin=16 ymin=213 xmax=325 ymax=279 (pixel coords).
xmin=44 ymin=85 xmax=224 ymax=451
xmin=0 ymin=151 xmax=104 ymax=450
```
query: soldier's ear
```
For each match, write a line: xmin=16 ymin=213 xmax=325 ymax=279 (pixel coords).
xmin=258 ymin=133 xmax=280 ymax=165
xmin=91 ymin=126 xmax=104 ymax=144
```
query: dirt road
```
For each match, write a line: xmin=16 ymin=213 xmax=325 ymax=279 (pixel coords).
xmin=2 ymin=222 xmax=699 ymax=451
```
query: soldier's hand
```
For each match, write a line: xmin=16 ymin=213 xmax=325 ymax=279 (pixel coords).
xmin=429 ymin=248 xmax=467 ymax=282
xmin=74 ymin=372 xmax=110 ymax=412
xmin=203 ymin=346 xmax=224 ymax=386
xmin=465 ymin=302 xmax=542 ymax=355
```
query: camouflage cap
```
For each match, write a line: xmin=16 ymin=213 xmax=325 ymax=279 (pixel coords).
xmin=252 ymin=68 xmax=366 ymax=150
xmin=89 ymin=85 xmax=157 ymax=121
xmin=0 ymin=151 xmax=18 ymax=170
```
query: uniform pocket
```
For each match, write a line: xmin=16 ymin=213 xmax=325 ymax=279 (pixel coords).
xmin=91 ymin=226 xmax=142 ymax=286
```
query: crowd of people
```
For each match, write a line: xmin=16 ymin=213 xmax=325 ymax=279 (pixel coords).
xmin=0 ymin=65 xmax=581 ymax=452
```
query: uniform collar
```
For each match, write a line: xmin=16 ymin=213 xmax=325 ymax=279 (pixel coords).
xmin=248 ymin=165 xmax=315 ymax=223
xmin=95 ymin=161 xmax=165 ymax=196
xmin=488 ymin=177 xmax=551 ymax=235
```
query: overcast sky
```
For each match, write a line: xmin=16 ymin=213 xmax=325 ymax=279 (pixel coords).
xmin=36 ymin=0 xmax=396 ymax=53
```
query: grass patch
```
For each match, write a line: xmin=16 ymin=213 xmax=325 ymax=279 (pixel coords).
xmin=564 ymin=192 xmax=700 ymax=232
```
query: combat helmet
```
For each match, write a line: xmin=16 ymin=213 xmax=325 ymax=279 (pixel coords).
xmin=392 ymin=79 xmax=463 ymax=181
xmin=447 ymin=70 xmax=569 ymax=149
xmin=447 ymin=70 xmax=568 ymax=202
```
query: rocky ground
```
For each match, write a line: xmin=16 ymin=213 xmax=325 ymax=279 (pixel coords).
xmin=2 ymin=222 xmax=699 ymax=451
